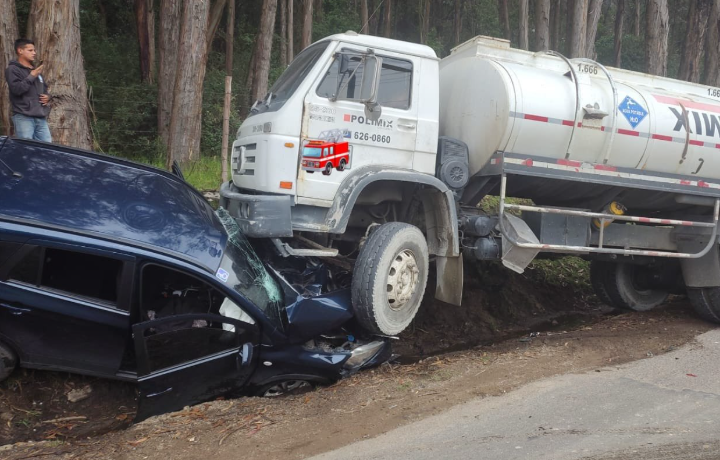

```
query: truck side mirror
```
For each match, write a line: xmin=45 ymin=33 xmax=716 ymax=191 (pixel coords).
xmin=339 ymin=53 xmax=349 ymax=74
xmin=359 ymin=55 xmax=382 ymax=104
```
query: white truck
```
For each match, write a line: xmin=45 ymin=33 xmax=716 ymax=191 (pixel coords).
xmin=220 ymin=32 xmax=720 ymax=335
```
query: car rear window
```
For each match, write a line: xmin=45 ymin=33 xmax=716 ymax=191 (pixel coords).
xmin=8 ymin=246 xmax=123 ymax=305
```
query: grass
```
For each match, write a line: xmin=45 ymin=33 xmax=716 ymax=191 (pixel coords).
xmin=528 ymin=256 xmax=591 ymax=292
xmin=125 ymin=155 xmax=225 ymax=192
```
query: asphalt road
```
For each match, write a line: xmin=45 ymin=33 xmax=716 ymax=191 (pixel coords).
xmin=311 ymin=329 xmax=720 ymax=460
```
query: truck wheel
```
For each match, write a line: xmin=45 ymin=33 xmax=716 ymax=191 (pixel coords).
xmin=352 ymin=223 xmax=429 ymax=335
xmin=338 ymin=159 xmax=347 ymax=171
xmin=687 ymin=288 xmax=720 ymax=323
xmin=0 ymin=342 xmax=17 ymax=382
xmin=323 ymin=163 xmax=332 ymax=176
xmin=591 ymin=261 xmax=669 ymax=311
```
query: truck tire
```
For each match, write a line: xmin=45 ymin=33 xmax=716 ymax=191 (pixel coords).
xmin=352 ymin=223 xmax=429 ymax=335
xmin=323 ymin=163 xmax=332 ymax=176
xmin=0 ymin=342 xmax=17 ymax=382
xmin=687 ymin=288 xmax=720 ymax=323
xmin=338 ymin=159 xmax=347 ymax=171
xmin=590 ymin=261 xmax=669 ymax=311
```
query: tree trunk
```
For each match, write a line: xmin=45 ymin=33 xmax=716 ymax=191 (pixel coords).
xmin=498 ymin=0 xmax=511 ymax=40
xmin=518 ymin=0 xmax=530 ymax=50
xmin=221 ymin=0 xmax=234 ymax=183
xmin=158 ymin=0 xmax=182 ymax=146
xmin=614 ymin=0 xmax=625 ymax=67
xmin=29 ymin=0 xmax=91 ymax=149
xmin=535 ymin=0 xmax=551 ymax=51
xmin=148 ymin=0 xmax=156 ymax=83
xmin=251 ymin=0 xmax=278 ymax=101
xmin=634 ymin=0 xmax=641 ymax=36
xmin=135 ymin=0 xmax=152 ymax=83
xmin=383 ymin=0 xmax=392 ymax=38
xmin=453 ymin=0 xmax=463 ymax=45
xmin=0 ymin=0 xmax=19 ymax=136
xmin=280 ymin=0 xmax=287 ymax=65
xmin=704 ymin=0 xmax=720 ymax=85
xmin=586 ymin=0 xmax=604 ymax=58
xmin=646 ymin=0 xmax=669 ymax=76
xmin=569 ymin=0 xmax=588 ymax=57
xmin=287 ymin=0 xmax=294 ymax=61
xmin=679 ymin=0 xmax=711 ymax=83
xmin=301 ymin=0 xmax=312 ymax=50
xmin=167 ymin=0 xmax=210 ymax=165
xmin=360 ymin=0 xmax=369 ymax=33
xmin=207 ymin=0 xmax=228 ymax=54
xmin=551 ymin=0 xmax=562 ymax=50
xmin=419 ymin=0 xmax=431 ymax=44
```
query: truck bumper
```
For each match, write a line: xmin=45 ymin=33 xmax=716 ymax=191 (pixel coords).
xmin=218 ymin=181 xmax=293 ymax=238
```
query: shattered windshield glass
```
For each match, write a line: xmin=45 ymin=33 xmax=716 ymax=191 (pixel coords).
xmin=215 ymin=208 xmax=284 ymax=328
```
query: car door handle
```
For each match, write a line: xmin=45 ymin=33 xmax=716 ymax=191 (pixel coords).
xmin=398 ymin=123 xmax=416 ymax=129
xmin=0 ymin=303 xmax=31 ymax=316
xmin=145 ymin=387 xmax=173 ymax=398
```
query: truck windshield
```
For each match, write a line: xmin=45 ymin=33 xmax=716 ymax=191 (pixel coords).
xmin=248 ymin=41 xmax=330 ymax=117
xmin=215 ymin=208 xmax=284 ymax=328
xmin=303 ymin=147 xmax=322 ymax=157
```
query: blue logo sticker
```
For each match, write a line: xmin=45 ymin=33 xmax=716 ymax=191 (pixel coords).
xmin=216 ymin=267 xmax=229 ymax=283
xmin=618 ymin=96 xmax=648 ymax=129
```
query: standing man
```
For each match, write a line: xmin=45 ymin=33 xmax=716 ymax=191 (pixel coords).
xmin=4 ymin=39 xmax=52 ymax=142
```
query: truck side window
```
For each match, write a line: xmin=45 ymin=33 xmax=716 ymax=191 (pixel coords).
xmin=316 ymin=52 xmax=413 ymax=110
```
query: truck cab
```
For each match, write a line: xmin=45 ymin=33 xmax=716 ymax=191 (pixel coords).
xmin=220 ymin=32 xmax=461 ymax=337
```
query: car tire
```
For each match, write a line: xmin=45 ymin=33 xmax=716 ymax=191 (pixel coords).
xmin=352 ymin=222 xmax=429 ymax=335
xmin=338 ymin=159 xmax=347 ymax=171
xmin=323 ymin=163 xmax=332 ymax=176
xmin=687 ymin=287 xmax=720 ymax=323
xmin=591 ymin=261 xmax=669 ymax=311
xmin=0 ymin=342 xmax=17 ymax=382
xmin=256 ymin=380 xmax=313 ymax=397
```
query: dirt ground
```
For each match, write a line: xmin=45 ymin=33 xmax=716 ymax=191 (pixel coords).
xmin=0 ymin=262 xmax=714 ymax=460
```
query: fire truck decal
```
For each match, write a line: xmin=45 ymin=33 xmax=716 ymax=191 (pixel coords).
xmin=301 ymin=129 xmax=352 ymax=176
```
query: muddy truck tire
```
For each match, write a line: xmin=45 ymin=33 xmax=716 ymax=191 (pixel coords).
xmin=352 ymin=223 xmax=429 ymax=336
xmin=590 ymin=261 xmax=668 ymax=311
xmin=687 ymin=288 xmax=720 ymax=323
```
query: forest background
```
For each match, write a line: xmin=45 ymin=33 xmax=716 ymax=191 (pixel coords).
xmin=0 ymin=0 xmax=718 ymax=191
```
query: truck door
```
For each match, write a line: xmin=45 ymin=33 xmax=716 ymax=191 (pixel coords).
xmin=299 ymin=46 xmax=419 ymax=202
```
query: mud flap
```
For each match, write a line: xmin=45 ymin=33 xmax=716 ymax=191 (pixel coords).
xmin=677 ymin=229 xmax=720 ymax=288
xmin=435 ymin=255 xmax=463 ymax=306
xmin=501 ymin=214 xmax=540 ymax=274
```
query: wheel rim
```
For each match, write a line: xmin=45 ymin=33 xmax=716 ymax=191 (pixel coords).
xmin=263 ymin=380 xmax=310 ymax=397
xmin=386 ymin=249 xmax=420 ymax=310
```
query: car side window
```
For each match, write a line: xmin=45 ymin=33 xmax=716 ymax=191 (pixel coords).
xmin=316 ymin=51 xmax=413 ymax=110
xmin=7 ymin=246 xmax=124 ymax=307
xmin=0 ymin=241 xmax=23 ymax=268
xmin=139 ymin=263 xmax=254 ymax=373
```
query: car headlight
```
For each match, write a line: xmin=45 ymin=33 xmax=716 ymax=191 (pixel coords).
xmin=343 ymin=341 xmax=385 ymax=370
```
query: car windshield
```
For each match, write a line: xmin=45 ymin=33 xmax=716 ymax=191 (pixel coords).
xmin=214 ymin=208 xmax=284 ymax=328
xmin=303 ymin=147 xmax=322 ymax=158
xmin=248 ymin=41 xmax=330 ymax=117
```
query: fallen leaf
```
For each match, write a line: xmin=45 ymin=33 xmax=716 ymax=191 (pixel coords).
xmin=687 ymin=373 xmax=697 ymax=377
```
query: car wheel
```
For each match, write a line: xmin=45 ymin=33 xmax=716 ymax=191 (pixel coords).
xmin=338 ymin=159 xmax=347 ymax=171
xmin=0 ymin=342 xmax=17 ymax=382
xmin=591 ymin=261 xmax=669 ymax=311
xmin=352 ymin=222 xmax=429 ymax=335
xmin=257 ymin=380 xmax=313 ymax=397
xmin=323 ymin=163 xmax=332 ymax=176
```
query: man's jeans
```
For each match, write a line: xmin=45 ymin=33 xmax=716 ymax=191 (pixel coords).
xmin=12 ymin=114 xmax=52 ymax=143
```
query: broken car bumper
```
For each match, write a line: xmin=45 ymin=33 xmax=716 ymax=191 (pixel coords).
xmin=219 ymin=181 xmax=293 ymax=238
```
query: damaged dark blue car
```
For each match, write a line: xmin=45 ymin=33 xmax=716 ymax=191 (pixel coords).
xmin=0 ymin=137 xmax=390 ymax=421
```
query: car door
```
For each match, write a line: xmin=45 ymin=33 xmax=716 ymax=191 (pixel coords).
xmin=0 ymin=242 xmax=133 ymax=377
xmin=133 ymin=313 xmax=260 ymax=421
xmin=298 ymin=46 xmax=420 ymax=202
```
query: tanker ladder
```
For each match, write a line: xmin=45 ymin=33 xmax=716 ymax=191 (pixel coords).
xmin=485 ymin=154 xmax=720 ymax=274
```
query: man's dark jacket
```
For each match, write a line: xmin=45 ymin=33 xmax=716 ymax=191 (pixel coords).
xmin=5 ymin=60 xmax=50 ymax=118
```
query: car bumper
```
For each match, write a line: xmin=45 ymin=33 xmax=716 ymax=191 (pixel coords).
xmin=219 ymin=181 xmax=293 ymax=238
